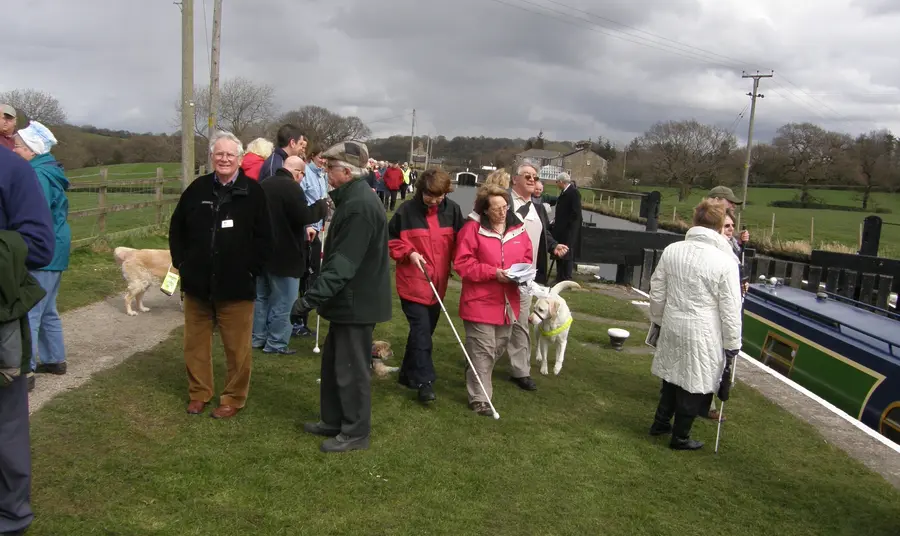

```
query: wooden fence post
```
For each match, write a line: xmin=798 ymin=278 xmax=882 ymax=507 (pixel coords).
xmin=155 ymin=167 xmax=164 ymax=225
xmin=810 ymin=217 xmax=815 ymax=246
xmin=672 ymin=205 xmax=677 ymax=222
xmin=98 ymin=168 xmax=108 ymax=235
xmin=771 ymin=213 xmax=775 ymax=235
xmin=630 ymin=199 xmax=634 ymax=215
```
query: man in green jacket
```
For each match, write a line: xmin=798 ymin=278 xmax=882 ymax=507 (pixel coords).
xmin=295 ymin=140 xmax=391 ymax=453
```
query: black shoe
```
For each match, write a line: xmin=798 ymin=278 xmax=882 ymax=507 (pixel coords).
xmin=303 ymin=421 xmax=340 ymax=437
xmin=292 ymin=324 xmax=315 ymax=337
xmin=263 ymin=347 xmax=297 ymax=355
xmin=670 ymin=438 xmax=704 ymax=450
xmin=510 ymin=376 xmax=537 ymax=391
xmin=35 ymin=362 xmax=67 ymax=375
xmin=418 ymin=383 xmax=436 ymax=403
xmin=649 ymin=422 xmax=672 ymax=436
xmin=397 ymin=375 xmax=417 ymax=390
xmin=320 ymin=433 xmax=370 ymax=453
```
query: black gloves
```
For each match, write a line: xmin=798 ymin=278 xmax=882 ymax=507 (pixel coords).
xmin=294 ymin=297 xmax=313 ymax=317
xmin=717 ymin=350 xmax=738 ymax=402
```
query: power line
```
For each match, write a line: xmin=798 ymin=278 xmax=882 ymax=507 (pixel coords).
xmin=366 ymin=112 xmax=413 ymax=124
xmin=486 ymin=0 xmax=856 ymax=121
xmin=201 ymin=0 xmax=211 ymax=74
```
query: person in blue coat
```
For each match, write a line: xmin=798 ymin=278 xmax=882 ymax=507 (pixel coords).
xmin=13 ymin=121 xmax=71 ymax=376
xmin=0 ymin=143 xmax=54 ymax=536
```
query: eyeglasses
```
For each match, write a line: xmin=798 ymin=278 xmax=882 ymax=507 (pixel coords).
xmin=489 ymin=204 xmax=508 ymax=213
xmin=520 ymin=173 xmax=537 ymax=181
xmin=724 ymin=224 xmax=735 ymax=229
xmin=213 ymin=151 xmax=239 ymax=160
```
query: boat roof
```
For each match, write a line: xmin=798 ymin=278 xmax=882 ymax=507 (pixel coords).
xmin=749 ymin=284 xmax=900 ymax=355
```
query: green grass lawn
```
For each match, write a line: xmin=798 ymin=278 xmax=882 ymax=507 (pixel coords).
xmin=28 ymin=276 xmax=900 ymax=535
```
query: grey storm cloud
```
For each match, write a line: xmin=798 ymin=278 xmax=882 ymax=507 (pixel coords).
xmin=3 ymin=0 xmax=899 ymax=146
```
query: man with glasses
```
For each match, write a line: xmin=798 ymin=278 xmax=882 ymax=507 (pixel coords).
xmin=291 ymin=146 xmax=330 ymax=337
xmin=505 ymin=161 xmax=568 ymax=391
xmin=169 ymin=131 xmax=272 ymax=419
xmin=252 ymin=156 xmax=316 ymax=355
xmin=706 ymin=186 xmax=750 ymax=246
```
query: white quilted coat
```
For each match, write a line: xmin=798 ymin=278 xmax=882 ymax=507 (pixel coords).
xmin=649 ymin=226 xmax=743 ymax=394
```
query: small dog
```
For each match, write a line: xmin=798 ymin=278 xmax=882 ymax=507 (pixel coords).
xmin=529 ymin=281 xmax=581 ymax=375
xmin=113 ymin=247 xmax=180 ymax=316
xmin=371 ymin=340 xmax=399 ymax=378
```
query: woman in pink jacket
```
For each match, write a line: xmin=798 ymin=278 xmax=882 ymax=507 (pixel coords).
xmin=453 ymin=184 xmax=533 ymax=416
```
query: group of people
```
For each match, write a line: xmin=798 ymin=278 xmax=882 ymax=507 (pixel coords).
xmin=1 ymin=103 xmax=72 ymax=535
xmin=646 ymin=186 xmax=750 ymax=450
xmin=369 ymin=160 xmax=415 ymax=211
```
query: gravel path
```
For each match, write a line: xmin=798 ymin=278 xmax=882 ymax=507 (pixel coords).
xmin=27 ymin=289 xmax=184 ymax=415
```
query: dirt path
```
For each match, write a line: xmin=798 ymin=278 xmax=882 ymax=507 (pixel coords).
xmin=28 ymin=290 xmax=183 ymax=415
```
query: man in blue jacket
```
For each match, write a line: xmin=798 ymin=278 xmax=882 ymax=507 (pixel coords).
xmin=0 ymin=145 xmax=55 ymax=536
xmin=258 ymin=124 xmax=306 ymax=182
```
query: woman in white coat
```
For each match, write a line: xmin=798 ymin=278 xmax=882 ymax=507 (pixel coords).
xmin=647 ymin=199 xmax=743 ymax=450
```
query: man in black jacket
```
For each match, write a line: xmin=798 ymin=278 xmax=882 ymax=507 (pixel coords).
xmin=295 ymin=140 xmax=391 ymax=453
xmin=252 ymin=156 xmax=316 ymax=355
xmin=168 ymin=131 xmax=272 ymax=420
xmin=551 ymin=172 xmax=582 ymax=283
xmin=505 ymin=163 xmax=568 ymax=392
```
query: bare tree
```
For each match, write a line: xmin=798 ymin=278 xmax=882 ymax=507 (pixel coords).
xmin=636 ymin=120 xmax=737 ymax=200
xmin=0 ymin=89 xmax=68 ymax=125
xmin=276 ymin=106 xmax=372 ymax=148
xmin=773 ymin=123 xmax=850 ymax=203
xmin=853 ymin=130 xmax=895 ymax=209
xmin=174 ymin=77 xmax=275 ymax=141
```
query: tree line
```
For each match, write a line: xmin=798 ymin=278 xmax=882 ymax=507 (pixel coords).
xmin=3 ymin=83 xmax=898 ymax=208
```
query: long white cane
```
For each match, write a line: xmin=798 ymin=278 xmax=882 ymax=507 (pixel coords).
xmin=422 ymin=266 xmax=500 ymax=420
xmin=313 ymin=226 xmax=325 ymax=354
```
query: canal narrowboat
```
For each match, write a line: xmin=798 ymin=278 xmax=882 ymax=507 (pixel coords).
xmin=741 ymin=279 xmax=900 ymax=445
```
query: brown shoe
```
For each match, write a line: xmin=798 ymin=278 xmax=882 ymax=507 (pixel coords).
xmin=211 ymin=404 xmax=241 ymax=419
xmin=706 ymin=409 xmax=726 ymax=422
xmin=186 ymin=400 xmax=208 ymax=415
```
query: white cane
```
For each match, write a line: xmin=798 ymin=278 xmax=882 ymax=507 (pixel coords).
xmin=313 ymin=226 xmax=325 ymax=354
xmin=715 ymin=354 xmax=738 ymax=454
xmin=422 ymin=265 xmax=500 ymax=420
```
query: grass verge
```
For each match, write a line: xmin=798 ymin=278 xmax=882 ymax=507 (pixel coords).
xmin=29 ymin=281 xmax=900 ymax=535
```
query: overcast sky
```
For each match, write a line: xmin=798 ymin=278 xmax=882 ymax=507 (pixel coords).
xmin=5 ymin=0 xmax=900 ymax=145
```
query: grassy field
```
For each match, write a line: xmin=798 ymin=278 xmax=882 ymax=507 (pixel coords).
xmin=545 ymin=184 xmax=900 ymax=259
xmin=27 ymin=273 xmax=900 ymax=535
xmin=66 ymin=162 xmax=182 ymax=181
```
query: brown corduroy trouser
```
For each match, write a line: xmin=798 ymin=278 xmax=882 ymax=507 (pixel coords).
xmin=183 ymin=295 xmax=254 ymax=408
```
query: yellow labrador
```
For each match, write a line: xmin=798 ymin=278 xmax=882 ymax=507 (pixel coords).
xmin=528 ymin=281 xmax=581 ymax=375
xmin=113 ymin=247 xmax=180 ymax=316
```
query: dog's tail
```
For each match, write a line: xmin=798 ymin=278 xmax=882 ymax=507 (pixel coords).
xmin=550 ymin=280 xmax=581 ymax=296
xmin=113 ymin=246 xmax=135 ymax=266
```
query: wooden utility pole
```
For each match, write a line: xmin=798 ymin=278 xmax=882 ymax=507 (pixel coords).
xmin=424 ymin=135 xmax=432 ymax=169
xmin=180 ymin=0 xmax=195 ymax=190
xmin=738 ymin=70 xmax=773 ymax=227
xmin=408 ymin=108 xmax=416 ymax=167
xmin=206 ymin=0 xmax=222 ymax=167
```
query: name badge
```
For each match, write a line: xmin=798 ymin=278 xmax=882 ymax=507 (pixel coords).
xmin=221 ymin=219 xmax=234 ymax=228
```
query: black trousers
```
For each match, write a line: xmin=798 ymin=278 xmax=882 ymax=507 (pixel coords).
xmin=292 ymin=234 xmax=322 ymax=326
xmin=398 ymin=299 xmax=441 ymax=387
xmin=399 ymin=182 xmax=408 ymax=200
xmin=320 ymin=323 xmax=374 ymax=438
xmin=555 ymin=252 xmax=574 ymax=283
xmin=0 ymin=373 xmax=32 ymax=534
xmin=388 ymin=190 xmax=399 ymax=211
xmin=653 ymin=380 xmax=707 ymax=440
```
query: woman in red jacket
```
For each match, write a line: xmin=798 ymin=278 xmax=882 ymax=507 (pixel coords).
xmin=389 ymin=170 xmax=464 ymax=403
xmin=454 ymin=184 xmax=533 ymax=416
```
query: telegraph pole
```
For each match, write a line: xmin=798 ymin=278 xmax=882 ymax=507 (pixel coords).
xmin=206 ymin=0 xmax=222 ymax=166
xmin=408 ymin=109 xmax=416 ymax=168
xmin=739 ymin=70 xmax=773 ymax=226
xmin=180 ymin=0 xmax=195 ymax=190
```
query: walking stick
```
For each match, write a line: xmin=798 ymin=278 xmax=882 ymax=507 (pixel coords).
xmin=714 ymin=400 xmax=726 ymax=454
xmin=421 ymin=265 xmax=500 ymax=419
xmin=313 ymin=226 xmax=326 ymax=354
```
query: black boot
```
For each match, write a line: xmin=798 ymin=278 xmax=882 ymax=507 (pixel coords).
xmin=669 ymin=413 xmax=703 ymax=450
xmin=649 ymin=382 xmax=676 ymax=436
xmin=417 ymin=382 xmax=436 ymax=403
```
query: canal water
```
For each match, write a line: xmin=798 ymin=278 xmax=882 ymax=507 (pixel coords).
xmin=447 ymin=185 xmax=660 ymax=280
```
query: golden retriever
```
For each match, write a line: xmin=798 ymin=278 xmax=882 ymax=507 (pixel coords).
xmin=371 ymin=340 xmax=399 ymax=378
xmin=113 ymin=247 xmax=180 ymax=316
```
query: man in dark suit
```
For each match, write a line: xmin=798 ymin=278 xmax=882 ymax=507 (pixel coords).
xmin=531 ymin=179 xmax=558 ymax=285
xmin=551 ymin=172 xmax=582 ymax=283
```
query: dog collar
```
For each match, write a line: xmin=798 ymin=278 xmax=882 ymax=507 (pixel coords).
xmin=541 ymin=316 xmax=573 ymax=337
